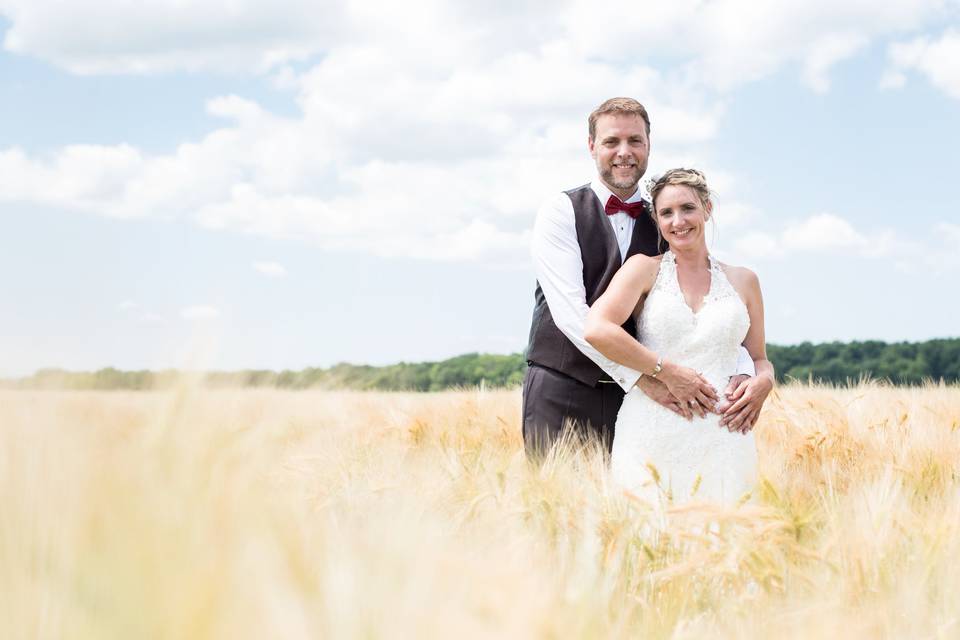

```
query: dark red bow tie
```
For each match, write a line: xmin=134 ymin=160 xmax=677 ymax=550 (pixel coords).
xmin=604 ymin=195 xmax=648 ymax=219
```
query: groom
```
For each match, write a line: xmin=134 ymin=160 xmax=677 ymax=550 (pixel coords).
xmin=522 ymin=97 xmax=769 ymax=459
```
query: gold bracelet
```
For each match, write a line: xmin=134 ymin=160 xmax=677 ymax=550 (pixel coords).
xmin=650 ymin=355 xmax=663 ymax=378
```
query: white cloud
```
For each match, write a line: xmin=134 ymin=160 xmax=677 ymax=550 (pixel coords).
xmin=180 ymin=305 xmax=220 ymax=320
xmin=2 ymin=0 xmax=946 ymax=86
xmin=253 ymin=261 xmax=287 ymax=277
xmin=939 ymin=223 xmax=960 ymax=243
xmin=734 ymin=231 xmax=785 ymax=260
xmin=556 ymin=0 xmax=946 ymax=91
xmin=732 ymin=215 xmax=960 ymax=274
xmin=0 ymin=145 xmax=146 ymax=216
xmin=801 ymin=33 xmax=869 ymax=93
xmin=0 ymin=0 xmax=952 ymax=262
xmin=0 ymin=0 xmax=345 ymax=74
xmin=735 ymin=213 xmax=902 ymax=260
xmin=712 ymin=201 xmax=756 ymax=227
xmin=0 ymin=52 xmax=694 ymax=260
xmin=920 ymin=222 xmax=960 ymax=272
xmin=878 ymin=70 xmax=908 ymax=90
xmin=117 ymin=300 xmax=166 ymax=324
xmin=883 ymin=29 xmax=960 ymax=99
xmin=782 ymin=213 xmax=869 ymax=251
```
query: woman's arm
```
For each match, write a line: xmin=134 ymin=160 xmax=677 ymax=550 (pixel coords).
xmin=585 ymin=255 xmax=719 ymax=415
xmin=584 ymin=255 xmax=659 ymax=372
xmin=721 ymin=267 xmax=775 ymax=433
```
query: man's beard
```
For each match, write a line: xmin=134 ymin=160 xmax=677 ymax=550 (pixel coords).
xmin=601 ymin=165 xmax=644 ymax=191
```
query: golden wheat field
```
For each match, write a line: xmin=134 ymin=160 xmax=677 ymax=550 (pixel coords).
xmin=3 ymin=381 xmax=960 ymax=639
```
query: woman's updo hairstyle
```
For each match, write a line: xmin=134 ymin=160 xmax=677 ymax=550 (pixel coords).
xmin=647 ymin=168 xmax=712 ymax=213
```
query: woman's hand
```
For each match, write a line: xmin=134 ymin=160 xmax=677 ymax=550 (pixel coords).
xmin=658 ymin=362 xmax=719 ymax=418
xmin=719 ymin=372 xmax=774 ymax=433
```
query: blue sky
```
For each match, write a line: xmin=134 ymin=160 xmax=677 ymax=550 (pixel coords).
xmin=1 ymin=1 xmax=958 ymax=376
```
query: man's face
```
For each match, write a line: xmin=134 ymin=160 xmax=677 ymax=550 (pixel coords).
xmin=588 ymin=113 xmax=650 ymax=195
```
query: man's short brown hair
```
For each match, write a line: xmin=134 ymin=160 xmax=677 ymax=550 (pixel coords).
xmin=588 ymin=97 xmax=651 ymax=140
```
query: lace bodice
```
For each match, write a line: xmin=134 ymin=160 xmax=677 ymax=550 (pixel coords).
xmin=638 ymin=251 xmax=750 ymax=390
xmin=612 ymin=251 xmax=756 ymax=505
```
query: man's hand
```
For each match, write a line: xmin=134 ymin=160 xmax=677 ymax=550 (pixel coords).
xmin=635 ymin=375 xmax=695 ymax=420
xmin=717 ymin=374 xmax=774 ymax=433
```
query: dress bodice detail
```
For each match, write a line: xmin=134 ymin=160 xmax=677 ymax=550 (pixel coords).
xmin=638 ymin=251 xmax=750 ymax=392
xmin=612 ymin=251 xmax=756 ymax=505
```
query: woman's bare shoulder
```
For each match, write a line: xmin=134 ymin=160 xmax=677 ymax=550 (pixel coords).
xmin=719 ymin=262 xmax=761 ymax=293
xmin=623 ymin=253 xmax=662 ymax=270
xmin=621 ymin=253 xmax=662 ymax=281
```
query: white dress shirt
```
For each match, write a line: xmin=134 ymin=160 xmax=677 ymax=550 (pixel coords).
xmin=531 ymin=177 xmax=755 ymax=393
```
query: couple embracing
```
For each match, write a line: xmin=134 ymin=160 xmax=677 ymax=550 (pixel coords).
xmin=523 ymin=97 xmax=775 ymax=505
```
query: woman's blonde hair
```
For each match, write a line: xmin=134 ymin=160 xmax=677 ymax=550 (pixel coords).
xmin=648 ymin=168 xmax=712 ymax=212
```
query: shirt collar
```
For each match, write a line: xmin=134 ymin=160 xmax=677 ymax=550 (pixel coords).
xmin=590 ymin=177 xmax=646 ymax=207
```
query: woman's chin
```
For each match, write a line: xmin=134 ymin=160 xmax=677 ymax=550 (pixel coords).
xmin=665 ymin=236 xmax=703 ymax=251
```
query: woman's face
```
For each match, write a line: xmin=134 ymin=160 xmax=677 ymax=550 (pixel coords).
xmin=654 ymin=184 xmax=711 ymax=250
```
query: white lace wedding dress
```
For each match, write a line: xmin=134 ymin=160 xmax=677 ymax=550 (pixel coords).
xmin=612 ymin=251 xmax=757 ymax=505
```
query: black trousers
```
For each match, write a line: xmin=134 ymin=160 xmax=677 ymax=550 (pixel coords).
xmin=521 ymin=364 xmax=626 ymax=459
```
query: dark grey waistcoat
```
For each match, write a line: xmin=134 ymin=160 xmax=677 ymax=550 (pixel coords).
xmin=525 ymin=183 xmax=662 ymax=387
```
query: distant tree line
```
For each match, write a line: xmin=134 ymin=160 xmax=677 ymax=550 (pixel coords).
xmin=767 ymin=338 xmax=960 ymax=385
xmin=4 ymin=338 xmax=958 ymax=391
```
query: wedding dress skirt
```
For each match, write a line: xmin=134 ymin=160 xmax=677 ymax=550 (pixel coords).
xmin=611 ymin=252 xmax=757 ymax=506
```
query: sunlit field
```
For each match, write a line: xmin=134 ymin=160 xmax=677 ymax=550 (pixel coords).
xmin=3 ymin=382 xmax=960 ymax=639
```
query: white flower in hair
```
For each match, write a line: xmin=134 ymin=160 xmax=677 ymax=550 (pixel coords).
xmin=644 ymin=176 xmax=660 ymax=195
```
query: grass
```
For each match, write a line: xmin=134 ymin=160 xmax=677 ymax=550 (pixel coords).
xmin=2 ymin=381 xmax=960 ymax=638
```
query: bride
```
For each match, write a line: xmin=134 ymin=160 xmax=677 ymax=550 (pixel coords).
xmin=584 ymin=168 xmax=774 ymax=505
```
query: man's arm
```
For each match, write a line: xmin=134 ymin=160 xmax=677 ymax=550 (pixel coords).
xmin=721 ymin=346 xmax=757 ymax=404
xmin=531 ymin=192 xmax=641 ymax=392
xmin=720 ymin=269 xmax=775 ymax=432
xmin=735 ymin=347 xmax=756 ymax=377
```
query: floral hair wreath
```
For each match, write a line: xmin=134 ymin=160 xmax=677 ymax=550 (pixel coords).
xmin=643 ymin=175 xmax=661 ymax=198
xmin=643 ymin=169 xmax=709 ymax=203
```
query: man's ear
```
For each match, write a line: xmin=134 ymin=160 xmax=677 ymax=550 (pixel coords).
xmin=587 ymin=136 xmax=596 ymax=157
